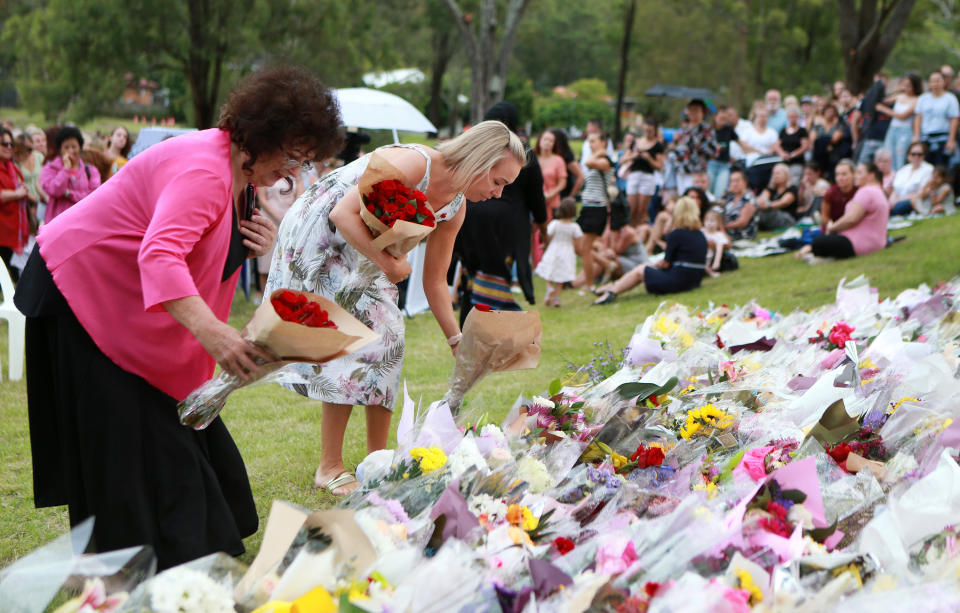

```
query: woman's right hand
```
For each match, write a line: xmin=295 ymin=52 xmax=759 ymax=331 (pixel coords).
xmin=61 ymin=153 xmax=74 ymax=170
xmin=378 ymin=252 xmax=412 ymax=284
xmin=198 ymin=320 xmax=278 ymax=381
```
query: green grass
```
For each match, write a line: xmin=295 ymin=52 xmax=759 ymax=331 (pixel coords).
xmin=1 ymin=214 xmax=959 ymax=567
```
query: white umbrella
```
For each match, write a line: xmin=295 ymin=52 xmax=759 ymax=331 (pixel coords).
xmin=334 ymin=88 xmax=437 ymax=142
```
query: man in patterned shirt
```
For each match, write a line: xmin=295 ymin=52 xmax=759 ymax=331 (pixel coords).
xmin=673 ymin=99 xmax=718 ymax=194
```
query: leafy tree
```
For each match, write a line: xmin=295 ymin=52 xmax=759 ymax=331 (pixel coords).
xmin=442 ymin=0 xmax=532 ymax=123
xmin=2 ymin=0 xmax=129 ymax=121
xmin=838 ymin=0 xmax=918 ymax=93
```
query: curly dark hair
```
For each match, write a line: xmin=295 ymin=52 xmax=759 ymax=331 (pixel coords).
xmin=218 ymin=65 xmax=343 ymax=171
xmin=55 ymin=126 xmax=84 ymax=152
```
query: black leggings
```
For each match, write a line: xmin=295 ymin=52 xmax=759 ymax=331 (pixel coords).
xmin=811 ymin=234 xmax=855 ymax=259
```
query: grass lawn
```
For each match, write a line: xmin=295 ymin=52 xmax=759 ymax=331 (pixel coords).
xmin=1 ymin=213 xmax=959 ymax=567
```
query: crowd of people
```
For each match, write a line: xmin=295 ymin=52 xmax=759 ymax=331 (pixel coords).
xmin=519 ymin=65 xmax=960 ymax=306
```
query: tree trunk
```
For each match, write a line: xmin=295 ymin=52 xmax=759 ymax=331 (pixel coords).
xmin=428 ymin=29 xmax=454 ymax=133
xmin=838 ymin=0 xmax=917 ymax=94
xmin=613 ymin=0 xmax=637 ymax=144
xmin=444 ymin=0 xmax=530 ymax=124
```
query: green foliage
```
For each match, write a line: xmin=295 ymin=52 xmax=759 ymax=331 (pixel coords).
xmin=886 ymin=0 xmax=960 ymax=76
xmin=533 ymin=91 xmax=611 ymax=132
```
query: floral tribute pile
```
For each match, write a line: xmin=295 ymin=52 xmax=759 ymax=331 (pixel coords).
xmin=5 ymin=276 xmax=960 ymax=612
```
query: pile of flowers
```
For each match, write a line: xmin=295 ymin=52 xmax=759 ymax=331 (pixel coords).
xmin=8 ymin=277 xmax=960 ymax=612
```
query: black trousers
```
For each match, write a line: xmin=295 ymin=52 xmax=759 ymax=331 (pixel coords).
xmin=811 ymin=234 xmax=856 ymax=259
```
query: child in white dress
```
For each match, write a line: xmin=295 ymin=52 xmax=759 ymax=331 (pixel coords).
xmin=702 ymin=207 xmax=730 ymax=277
xmin=535 ymin=198 xmax=582 ymax=306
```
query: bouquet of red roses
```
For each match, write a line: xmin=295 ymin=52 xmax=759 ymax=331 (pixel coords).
xmin=358 ymin=152 xmax=437 ymax=257
xmin=178 ymin=289 xmax=379 ymax=430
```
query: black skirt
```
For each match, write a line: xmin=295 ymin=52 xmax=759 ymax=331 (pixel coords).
xmin=17 ymin=250 xmax=257 ymax=570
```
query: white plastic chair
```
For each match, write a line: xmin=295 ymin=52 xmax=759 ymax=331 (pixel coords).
xmin=0 ymin=262 xmax=24 ymax=381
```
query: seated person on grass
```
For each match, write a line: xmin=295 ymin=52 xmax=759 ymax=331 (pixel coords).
xmin=802 ymin=162 xmax=889 ymax=260
xmin=593 ymin=196 xmax=708 ymax=305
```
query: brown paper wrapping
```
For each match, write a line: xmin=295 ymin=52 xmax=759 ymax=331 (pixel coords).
xmin=357 ymin=151 xmax=436 ymax=258
xmin=444 ymin=309 xmax=542 ymax=411
xmin=244 ymin=289 xmax=380 ymax=363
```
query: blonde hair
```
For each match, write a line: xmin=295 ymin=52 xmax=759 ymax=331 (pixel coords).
xmin=672 ymin=196 xmax=702 ymax=230
xmin=436 ymin=120 xmax=526 ymax=189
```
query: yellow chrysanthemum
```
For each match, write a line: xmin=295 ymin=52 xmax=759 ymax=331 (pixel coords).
xmin=735 ymin=569 xmax=763 ymax=604
xmin=611 ymin=452 xmax=628 ymax=471
xmin=859 ymin=357 xmax=877 ymax=370
xmin=409 ymin=447 xmax=447 ymax=473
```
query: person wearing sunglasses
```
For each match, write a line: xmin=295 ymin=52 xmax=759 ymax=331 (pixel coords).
xmin=14 ymin=66 xmax=343 ymax=570
xmin=0 ymin=128 xmax=29 ymax=281
xmin=889 ymin=141 xmax=934 ymax=216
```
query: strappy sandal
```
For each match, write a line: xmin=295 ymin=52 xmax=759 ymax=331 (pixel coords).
xmin=315 ymin=470 xmax=358 ymax=496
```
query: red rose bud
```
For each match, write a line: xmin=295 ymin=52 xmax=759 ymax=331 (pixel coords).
xmin=474 ymin=304 xmax=492 ymax=312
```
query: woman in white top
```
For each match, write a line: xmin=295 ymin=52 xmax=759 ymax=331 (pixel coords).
xmin=890 ymin=141 xmax=934 ymax=216
xmin=877 ymin=73 xmax=922 ymax=170
xmin=739 ymin=103 xmax=780 ymax=191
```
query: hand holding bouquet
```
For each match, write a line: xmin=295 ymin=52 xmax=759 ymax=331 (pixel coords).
xmin=178 ymin=289 xmax=378 ymax=430
xmin=358 ymin=152 xmax=436 ymax=257
xmin=443 ymin=307 xmax=542 ymax=413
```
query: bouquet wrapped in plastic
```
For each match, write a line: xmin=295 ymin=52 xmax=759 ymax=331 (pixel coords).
xmin=0 ymin=518 xmax=155 ymax=613
xmin=443 ymin=307 xmax=542 ymax=413
xmin=178 ymin=289 xmax=378 ymax=430
xmin=358 ymin=152 xmax=436 ymax=257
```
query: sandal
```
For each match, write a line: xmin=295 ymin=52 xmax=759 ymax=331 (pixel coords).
xmin=592 ymin=291 xmax=617 ymax=306
xmin=315 ymin=470 xmax=358 ymax=496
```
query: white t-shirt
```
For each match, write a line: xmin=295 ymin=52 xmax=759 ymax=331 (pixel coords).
xmin=892 ymin=161 xmax=934 ymax=200
xmin=915 ymin=92 xmax=960 ymax=136
xmin=737 ymin=123 xmax=779 ymax=165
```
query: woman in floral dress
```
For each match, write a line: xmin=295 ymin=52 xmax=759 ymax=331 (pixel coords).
xmin=266 ymin=121 xmax=526 ymax=495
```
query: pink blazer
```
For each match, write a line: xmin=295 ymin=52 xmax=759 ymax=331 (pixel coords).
xmin=38 ymin=129 xmax=239 ymax=401
xmin=41 ymin=156 xmax=102 ymax=222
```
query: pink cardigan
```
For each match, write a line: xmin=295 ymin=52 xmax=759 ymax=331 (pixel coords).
xmin=37 ymin=129 xmax=239 ymax=401
xmin=41 ymin=156 xmax=102 ymax=222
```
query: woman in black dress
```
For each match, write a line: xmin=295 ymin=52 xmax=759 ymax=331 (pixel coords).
xmin=592 ymin=196 xmax=708 ymax=304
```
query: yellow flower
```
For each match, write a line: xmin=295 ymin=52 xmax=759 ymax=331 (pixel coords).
xmin=735 ymin=569 xmax=763 ymax=604
xmin=680 ymin=332 xmax=695 ymax=347
xmin=409 ymin=447 xmax=447 ymax=473
xmin=680 ymin=404 xmax=734 ymax=439
xmin=889 ymin=396 xmax=919 ymax=414
xmin=679 ymin=385 xmax=697 ymax=395
xmin=506 ymin=504 xmax=539 ymax=531
xmin=656 ymin=316 xmax=678 ymax=335
xmin=692 ymin=480 xmax=718 ymax=497
xmin=611 ymin=452 xmax=628 ymax=471
xmin=859 ymin=357 xmax=877 ymax=370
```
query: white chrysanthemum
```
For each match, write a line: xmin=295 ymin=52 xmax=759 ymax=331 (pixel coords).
xmin=448 ymin=437 xmax=488 ymax=477
xmin=530 ymin=396 xmax=556 ymax=409
xmin=468 ymin=493 xmax=508 ymax=521
xmin=149 ymin=567 xmax=234 ymax=613
xmin=516 ymin=456 xmax=552 ymax=493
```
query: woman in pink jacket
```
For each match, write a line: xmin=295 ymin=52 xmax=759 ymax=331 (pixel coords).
xmin=14 ymin=66 xmax=344 ymax=570
xmin=40 ymin=126 xmax=101 ymax=222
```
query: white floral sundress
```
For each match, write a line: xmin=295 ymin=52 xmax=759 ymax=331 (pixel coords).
xmin=265 ymin=145 xmax=464 ymax=408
